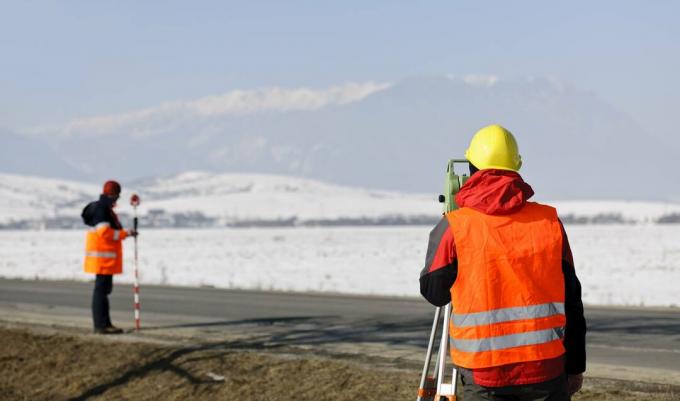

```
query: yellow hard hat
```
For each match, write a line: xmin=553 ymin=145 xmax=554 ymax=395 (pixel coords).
xmin=465 ymin=124 xmax=522 ymax=172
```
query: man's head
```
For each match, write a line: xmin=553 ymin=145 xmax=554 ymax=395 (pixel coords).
xmin=102 ymin=180 xmax=121 ymax=202
xmin=465 ymin=124 xmax=522 ymax=172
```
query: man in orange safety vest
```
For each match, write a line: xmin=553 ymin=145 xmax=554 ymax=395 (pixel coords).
xmin=420 ymin=125 xmax=586 ymax=400
xmin=81 ymin=180 xmax=138 ymax=334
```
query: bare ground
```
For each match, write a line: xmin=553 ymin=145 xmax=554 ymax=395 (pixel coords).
xmin=0 ymin=326 xmax=678 ymax=401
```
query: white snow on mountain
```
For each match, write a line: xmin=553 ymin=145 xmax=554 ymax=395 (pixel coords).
xmin=0 ymin=173 xmax=97 ymax=224
xmin=0 ymin=171 xmax=439 ymax=226
xmin=127 ymin=171 xmax=438 ymax=223
xmin=27 ymin=82 xmax=392 ymax=139
xmin=1 ymin=172 xmax=680 ymax=227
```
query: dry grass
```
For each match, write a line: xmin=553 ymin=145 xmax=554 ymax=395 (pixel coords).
xmin=0 ymin=327 xmax=677 ymax=401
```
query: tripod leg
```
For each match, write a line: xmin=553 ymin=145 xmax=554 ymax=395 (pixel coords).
xmin=436 ymin=304 xmax=450 ymax=395
xmin=417 ymin=306 xmax=442 ymax=401
xmin=436 ymin=303 xmax=459 ymax=400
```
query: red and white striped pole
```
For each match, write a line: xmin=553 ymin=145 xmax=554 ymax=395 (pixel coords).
xmin=130 ymin=193 xmax=141 ymax=330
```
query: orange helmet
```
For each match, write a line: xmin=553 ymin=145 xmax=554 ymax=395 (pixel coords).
xmin=102 ymin=180 xmax=121 ymax=196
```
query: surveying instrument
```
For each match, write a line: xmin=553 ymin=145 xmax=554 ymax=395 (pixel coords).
xmin=416 ymin=160 xmax=470 ymax=401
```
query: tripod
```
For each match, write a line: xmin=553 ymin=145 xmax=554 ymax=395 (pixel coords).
xmin=416 ymin=303 xmax=459 ymax=401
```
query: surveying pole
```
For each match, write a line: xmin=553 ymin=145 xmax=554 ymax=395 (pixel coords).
xmin=130 ymin=193 xmax=141 ymax=330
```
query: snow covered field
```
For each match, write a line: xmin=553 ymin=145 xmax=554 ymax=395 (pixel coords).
xmin=1 ymin=225 xmax=678 ymax=307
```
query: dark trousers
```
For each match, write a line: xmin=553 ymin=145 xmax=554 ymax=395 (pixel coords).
xmin=92 ymin=274 xmax=113 ymax=329
xmin=461 ymin=374 xmax=570 ymax=401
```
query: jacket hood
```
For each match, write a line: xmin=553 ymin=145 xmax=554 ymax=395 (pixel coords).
xmin=81 ymin=201 xmax=97 ymax=227
xmin=81 ymin=195 xmax=116 ymax=227
xmin=455 ymin=169 xmax=534 ymax=215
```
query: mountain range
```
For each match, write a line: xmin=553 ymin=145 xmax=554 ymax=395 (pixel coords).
xmin=3 ymin=75 xmax=678 ymax=200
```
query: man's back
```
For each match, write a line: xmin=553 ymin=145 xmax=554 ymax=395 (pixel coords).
xmin=419 ymin=125 xmax=586 ymax=399
xmin=446 ymin=201 xmax=567 ymax=370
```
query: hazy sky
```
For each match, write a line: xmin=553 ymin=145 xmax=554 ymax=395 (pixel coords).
xmin=1 ymin=1 xmax=678 ymax=139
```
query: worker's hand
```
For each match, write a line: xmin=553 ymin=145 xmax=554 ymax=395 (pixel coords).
xmin=567 ymin=373 xmax=583 ymax=396
xmin=127 ymin=229 xmax=139 ymax=238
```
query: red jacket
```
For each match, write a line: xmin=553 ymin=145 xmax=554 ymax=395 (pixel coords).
xmin=419 ymin=169 xmax=586 ymax=387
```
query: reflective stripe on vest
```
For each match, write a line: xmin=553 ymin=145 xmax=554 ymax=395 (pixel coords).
xmin=452 ymin=302 xmax=565 ymax=327
xmin=451 ymin=326 xmax=565 ymax=353
xmin=85 ymin=251 xmax=117 ymax=259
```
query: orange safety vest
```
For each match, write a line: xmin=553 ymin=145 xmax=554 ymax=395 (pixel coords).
xmin=84 ymin=222 xmax=127 ymax=275
xmin=445 ymin=202 xmax=565 ymax=369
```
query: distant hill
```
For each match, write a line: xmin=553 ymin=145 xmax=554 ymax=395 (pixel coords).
xmin=8 ymin=75 xmax=679 ymax=200
xmin=0 ymin=172 xmax=439 ymax=229
xmin=1 ymin=172 xmax=679 ymax=229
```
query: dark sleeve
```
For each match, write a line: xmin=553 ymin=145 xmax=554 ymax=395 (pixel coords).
xmin=419 ymin=217 xmax=458 ymax=307
xmin=560 ymin=221 xmax=587 ymax=374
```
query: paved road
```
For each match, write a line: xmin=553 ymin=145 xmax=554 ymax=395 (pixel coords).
xmin=1 ymin=278 xmax=679 ymax=381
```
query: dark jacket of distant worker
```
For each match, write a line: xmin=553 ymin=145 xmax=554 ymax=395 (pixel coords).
xmin=420 ymin=125 xmax=586 ymax=401
xmin=81 ymin=180 xmax=137 ymax=334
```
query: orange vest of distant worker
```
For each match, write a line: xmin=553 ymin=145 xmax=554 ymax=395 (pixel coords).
xmin=84 ymin=222 xmax=128 ymax=275
xmin=445 ymin=202 xmax=565 ymax=369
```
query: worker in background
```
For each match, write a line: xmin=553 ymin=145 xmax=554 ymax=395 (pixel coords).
xmin=420 ymin=125 xmax=586 ymax=400
xmin=81 ymin=180 xmax=137 ymax=334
